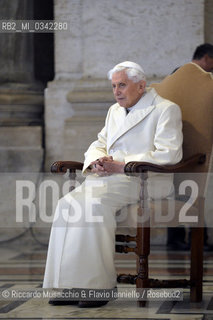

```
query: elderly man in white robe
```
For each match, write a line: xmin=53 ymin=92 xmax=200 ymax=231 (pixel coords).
xmin=43 ymin=61 xmax=183 ymax=308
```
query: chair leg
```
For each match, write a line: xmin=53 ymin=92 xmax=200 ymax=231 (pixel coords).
xmin=136 ymin=255 xmax=149 ymax=307
xmin=136 ymin=225 xmax=150 ymax=307
xmin=190 ymin=226 xmax=203 ymax=302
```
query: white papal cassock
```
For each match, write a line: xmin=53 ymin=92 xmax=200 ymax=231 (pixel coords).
xmin=43 ymin=88 xmax=183 ymax=289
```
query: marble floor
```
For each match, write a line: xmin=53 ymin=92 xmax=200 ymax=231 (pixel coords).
xmin=0 ymin=241 xmax=213 ymax=320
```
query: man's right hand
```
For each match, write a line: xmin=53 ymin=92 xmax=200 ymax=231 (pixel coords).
xmin=90 ymin=156 xmax=113 ymax=175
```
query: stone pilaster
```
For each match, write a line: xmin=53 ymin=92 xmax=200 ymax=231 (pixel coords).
xmin=0 ymin=0 xmax=44 ymax=240
xmin=0 ymin=0 xmax=44 ymax=171
xmin=65 ymin=81 xmax=114 ymax=162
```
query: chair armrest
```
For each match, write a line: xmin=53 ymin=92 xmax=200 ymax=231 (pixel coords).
xmin=124 ymin=153 xmax=206 ymax=174
xmin=51 ymin=161 xmax=84 ymax=173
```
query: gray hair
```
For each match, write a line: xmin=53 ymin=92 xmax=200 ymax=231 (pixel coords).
xmin=107 ymin=61 xmax=146 ymax=83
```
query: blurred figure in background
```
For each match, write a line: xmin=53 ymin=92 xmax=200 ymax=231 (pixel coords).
xmin=167 ymin=43 xmax=213 ymax=251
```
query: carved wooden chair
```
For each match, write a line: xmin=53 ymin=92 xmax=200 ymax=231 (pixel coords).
xmin=51 ymin=63 xmax=213 ymax=306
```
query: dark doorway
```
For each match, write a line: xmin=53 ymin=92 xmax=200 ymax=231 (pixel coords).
xmin=33 ymin=0 xmax=54 ymax=85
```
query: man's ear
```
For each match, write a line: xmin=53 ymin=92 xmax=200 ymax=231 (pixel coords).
xmin=139 ymin=80 xmax=146 ymax=91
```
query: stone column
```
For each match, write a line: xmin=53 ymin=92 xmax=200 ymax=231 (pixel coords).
xmin=0 ymin=0 xmax=35 ymax=85
xmin=0 ymin=0 xmax=43 ymax=128
xmin=0 ymin=0 xmax=43 ymax=171
xmin=0 ymin=0 xmax=44 ymax=241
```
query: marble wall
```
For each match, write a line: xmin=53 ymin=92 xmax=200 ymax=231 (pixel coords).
xmin=54 ymin=0 xmax=203 ymax=79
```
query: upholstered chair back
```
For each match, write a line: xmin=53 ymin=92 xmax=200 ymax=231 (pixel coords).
xmin=151 ymin=63 xmax=213 ymax=195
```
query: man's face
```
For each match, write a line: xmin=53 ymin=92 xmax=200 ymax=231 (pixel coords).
xmin=201 ymin=54 xmax=213 ymax=72
xmin=204 ymin=55 xmax=213 ymax=72
xmin=111 ymin=70 xmax=146 ymax=108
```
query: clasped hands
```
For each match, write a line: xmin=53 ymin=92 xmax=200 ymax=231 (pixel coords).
xmin=89 ymin=156 xmax=125 ymax=176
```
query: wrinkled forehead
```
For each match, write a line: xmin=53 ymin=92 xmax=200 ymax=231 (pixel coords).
xmin=111 ymin=70 xmax=130 ymax=82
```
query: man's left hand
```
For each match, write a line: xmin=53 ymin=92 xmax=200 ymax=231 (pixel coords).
xmin=102 ymin=160 xmax=125 ymax=174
